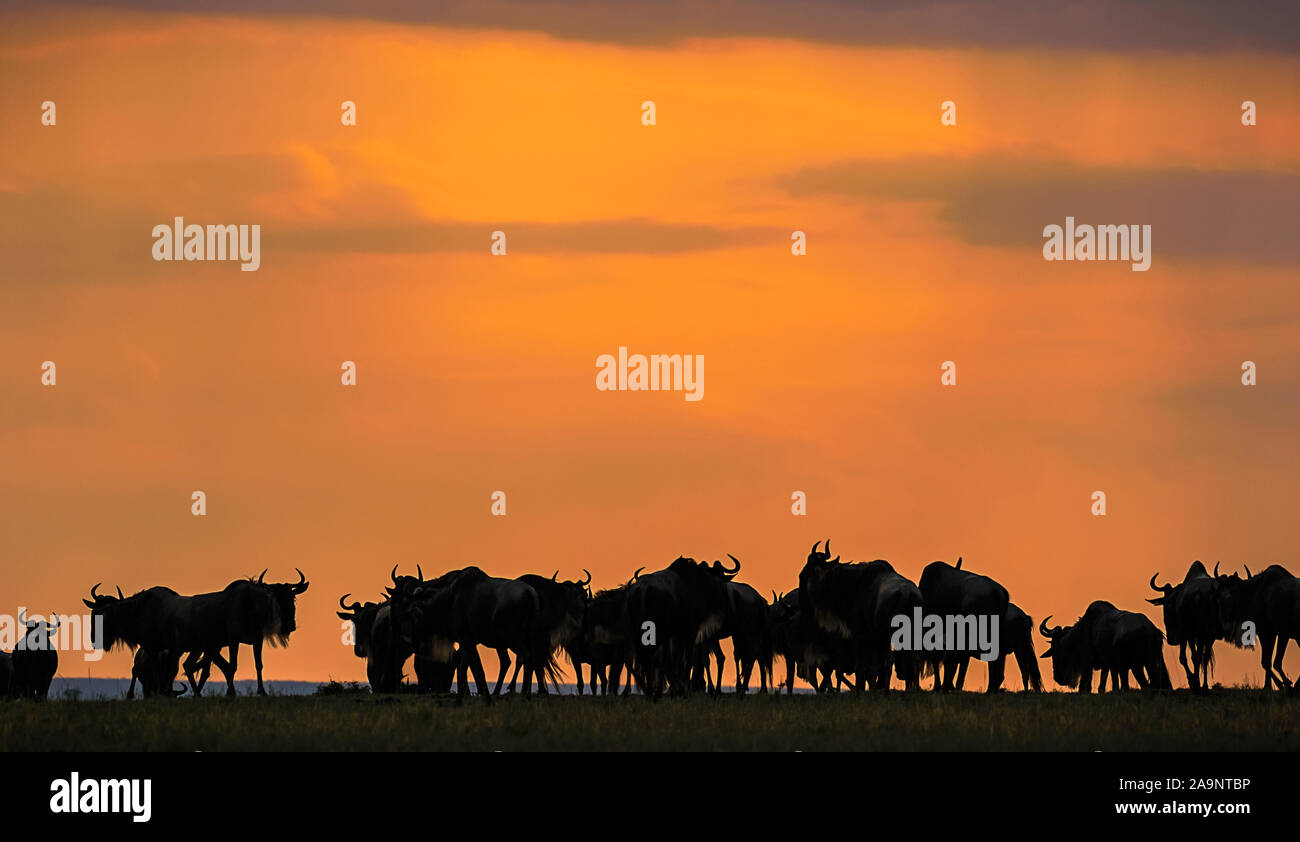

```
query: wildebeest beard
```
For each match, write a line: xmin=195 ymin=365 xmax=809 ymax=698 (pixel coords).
xmin=231 ymin=569 xmax=309 ymax=647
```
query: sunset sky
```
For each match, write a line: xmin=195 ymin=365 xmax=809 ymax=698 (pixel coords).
xmin=1 ymin=1 xmax=1296 ymax=689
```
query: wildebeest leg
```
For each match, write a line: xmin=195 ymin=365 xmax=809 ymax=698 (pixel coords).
xmin=1259 ymin=634 xmax=1277 ymax=690
xmin=1177 ymin=642 xmax=1196 ymax=690
xmin=253 ymin=639 xmax=266 ymax=695
xmin=1133 ymin=666 xmax=1148 ymax=689
xmin=224 ymin=642 xmax=239 ymax=696
xmin=1272 ymin=638 xmax=1291 ymax=689
xmin=1082 ymin=668 xmax=1096 ymax=693
xmin=183 ymin=651 xmax=207 ymax=696
xmin=713 ymin=643 xmax=726 ymax=696
xmin=126 ymin=675 xmax=137 ymax=700
xmin=954 ymin=656 xmax=970 ymax=691
xmin=507 ymin=660 xmax=522 ymax=694
xmin=454 ymin=644 xmax=471 ymax=703
xmin=203 ymin=651 xmax=234 ymax=695
xmin=986 ymin=655 xmax=1006 ymax=693
xmin=493 ymin=647 xmax=511 ymax=695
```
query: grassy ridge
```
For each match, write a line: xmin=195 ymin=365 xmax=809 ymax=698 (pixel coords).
xmin=2 ymin=689 xmax=1296 ymax=751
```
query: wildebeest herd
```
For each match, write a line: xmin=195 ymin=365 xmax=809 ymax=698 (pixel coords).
xmin=2 ymin=542 xmax=1298 ymax=701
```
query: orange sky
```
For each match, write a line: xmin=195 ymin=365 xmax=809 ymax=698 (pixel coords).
xmin=1 ymin=7 xmax=1297 ymax=689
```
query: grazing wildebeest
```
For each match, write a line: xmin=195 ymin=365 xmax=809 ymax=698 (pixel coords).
xmin=569 ymin=578 xmax=638 ymax=695
xmin=798 ymin=540 xmax=923 ymax=692
xmin=380 ymin=565 xmax=465 ymax=692
xmin=129 ymin=648 xmax=187 ymax=698
xmin=623 ymin=555 xmax=739 ymax=698
xmin=11 ymin=609 xmax=59 ymax=698
xmin=504 ymin=570 xmax=591 ymax=695
xmin=1148 ymin=561 xmax=1221 ymax=691
xmin=342 ymin=583 xmax=460 ymax=694
xmin=1215 ymin=564 xmax=1300 ymax=692
xmin=918 ymin=557 xmax=1009 ymax=693
xmin=401 ymin=566 xmax=556 ymax=704
xmin=1039 ymin=601 xmax=1172 ymax=692
xmin=770 ymin=589 xmax=854 ymax=693
xmin=987 ymin=602 xmax=1042 ymax=692
xmin=189 ymin=569 xmax=311 ymax=695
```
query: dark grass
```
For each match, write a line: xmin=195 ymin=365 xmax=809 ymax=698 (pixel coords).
xmin=2 ymin=688 xmax=1298 ymax=751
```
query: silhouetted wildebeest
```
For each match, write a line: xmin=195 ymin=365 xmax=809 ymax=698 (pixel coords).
xmin=1148 ymin=561 xmax=1221 ymax=691
xmin=987 ymin=602 xmax=1042 ymax=692
xmin=770 ymin=589 xmax=854 ymax=693
xmin=1216 ymin=564 xmax=1300 ymax=692
xmin=1039 ymin=601 xmax=1172 ymax=692
xmin=84 ymin=571 xmax=308 ymax=697
xmin=129 ymin=648 xmax=187 ymax=698
xmin=798 ymin=540 xmax=923 ymax=692
xmin=568 ymin=577 xmax=638 ymax=695
xmin=697 ymin=568 xmax=773 ymax=695
xmin=918 ymin=557 xmax=1009 ymax=693
xmin=623 ymin=555 xmax=739 ymax=698
xmin=503 ymin=570 xmax=591 ymax=695
xmin=399 ymin=566 xmax=556 ymax=703
xmin=188 ymin=569 xmax=311 ymax=695
xmin=337 ymin=593 xmax=389 ymax=689
xmin=11 ymin=609 xmax=59 ymax=698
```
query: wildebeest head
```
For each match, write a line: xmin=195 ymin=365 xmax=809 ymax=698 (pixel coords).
xmin=254 ymin=568 xmax=310 ymax=641
xmin=338 ymin=593 xmax=384 ymax=657
xmin=82 ymin=583 xmax=132 ymax=651
xmin=386 ymin=564 xmax=426 ymax=598
xmin=798 ymin=539 xmax=839 ymax=594
xmin=17 ymin=608 xmax=59 ymax=651
xmin=547 ymin=569 xmax=592 ymax=645
xmin=1038 ymin=615 xmax=1084 ymax=689
xmin=1214 ymin=563 xmax=1253 ymax=646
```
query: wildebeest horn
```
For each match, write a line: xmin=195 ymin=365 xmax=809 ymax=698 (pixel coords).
xmin=1038 ymin=615 xmax=1060 ymax=638
xmin=1244 ymin=564 xmax=1252 ymax=578
xmin=17 ymin=607 xmax=27 ymax=625
xmin=582 ymin=569 xmax=592 ymax=586
xmin=722 ymin=554 xmax=741 ymax=575
xmin=824 ymin=539 xmax=831 ymax=556
xmin=339 ymin=593 xmax=362 ymax=611
xmin=116 ymin=585 xmax=124 ymax=600
xmin=292 ymin=568 xmax=309 ymax=593
xmin=631 ymin=566 xmax=644 ymax=583
xmin=258 ymin=569 xmax=267 ymax=584
xmin=1149 ymin=573 xmax=1172 ymax=593
xmin=391 ymin=564 xmax=399 ymax=584
xmin=811 ymin=540 xmax=821 ymax=556
xmin=552 ymin=570 xmax=559 ymax=582
xmin=1214 ymin=561 xmax=1221 ymax=577
xmin=416 ymin=564 xmax=424 ymax=581
xmin=772 ymin=589 xmax=779 ymax=604
xmin=47 ymin=612 xmax=59 ymax=632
